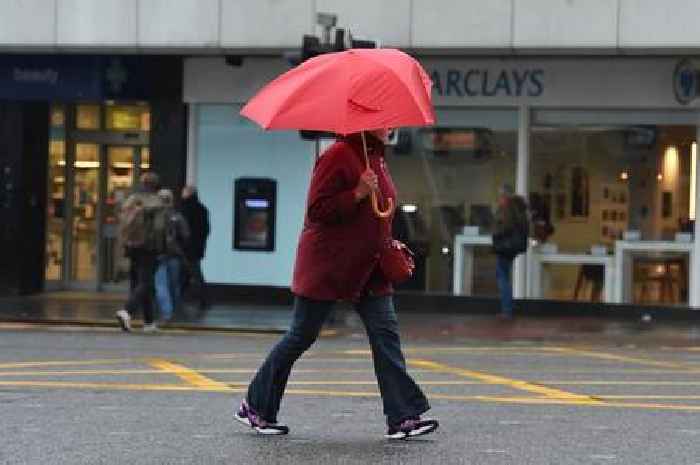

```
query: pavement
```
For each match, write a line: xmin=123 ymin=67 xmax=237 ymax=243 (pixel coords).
xmin=2 ymin=321 xmax=700 ymax=464
xmin=3 ymin=291 xmax=700 ymax=347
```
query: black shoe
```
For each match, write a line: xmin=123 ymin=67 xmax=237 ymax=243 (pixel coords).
xmin=385 ymin=417 xmax=439 ymax=440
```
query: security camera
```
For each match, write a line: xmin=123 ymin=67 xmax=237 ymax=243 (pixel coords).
xmin=316 ymin=12 xmax=337 ymax=28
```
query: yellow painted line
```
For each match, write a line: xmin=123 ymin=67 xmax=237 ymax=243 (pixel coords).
xmin=343 ymin=347 xmax=559 ymax=356
xmin=598 ymin=395 xmax=700 ymax=400
xmin=499 ymin=369 xmax=700 ymax=374
xmin=408 ymin=358 xmax=601 ymax=404
xmin=545 ymin=347 xmax=694 ymax=370
xmin=226 ymin=380 xmax=483 ymax=386
xmin=0 ymin=368 xmax=438 ymax=377
xmin=146 ymin=359 xmax=228 ymax=389
xmin=204 ymin=355 xmax=374 ymax=363
xmin=547 ymin=381 xmax=700 ymax=386
xmin=0 ymin=359 xmax=135 ymax=369
xmin=0 ymin=380 xmax=237 ymax=392
xmin=4 ymin=380 xmax=700 ymax=412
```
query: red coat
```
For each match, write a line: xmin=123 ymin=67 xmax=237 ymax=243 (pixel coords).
xmin=291 ymin=134 xmax=396 ymax=302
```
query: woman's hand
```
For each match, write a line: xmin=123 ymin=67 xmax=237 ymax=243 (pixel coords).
xmin=354 ymin=169 xmax=378 ymax=202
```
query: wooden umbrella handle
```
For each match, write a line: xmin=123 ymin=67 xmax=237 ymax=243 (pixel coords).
xmin=371 ymin=193 xmax=394 ymax=218
xmin=361 ymin=131 xmax=395 ymax=219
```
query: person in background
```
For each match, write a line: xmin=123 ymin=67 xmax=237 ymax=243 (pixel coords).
xmin=116 ymin=172 xmax=162 ymax=333
xmin=154 ymin=189 xmax=190 ymax=325
xmin=492 ymin=184 xmax=529 ymax=319
xmin=180 ymin=185 xmax=211 ymax=311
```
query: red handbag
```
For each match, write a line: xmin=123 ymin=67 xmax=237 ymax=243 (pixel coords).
xmin=379 ymin=239 xmax=415 ymax=284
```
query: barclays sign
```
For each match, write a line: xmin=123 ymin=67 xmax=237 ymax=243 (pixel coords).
xmin=673 ymin=58 xmax=699 ymax=105
xmin=430 ymin=68 xmax=544 ymax=98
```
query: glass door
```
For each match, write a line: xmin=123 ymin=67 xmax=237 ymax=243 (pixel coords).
xmin=70 ymin=143 xmax=100 ymax=284
xmin=44 ymin=102 xmax=151 ymax=292
xmin=100 ymin=146 xmax=141 ymax=290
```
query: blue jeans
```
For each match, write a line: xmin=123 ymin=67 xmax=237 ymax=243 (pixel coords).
xmin=155 ymin=256 xmax=181 ymax=321
xmin=496 ymin=255 xmax=514 ymax=316
xmin=246 ymin=295 xmax=430 ymax=426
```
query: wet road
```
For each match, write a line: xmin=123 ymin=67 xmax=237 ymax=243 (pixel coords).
xmin=1 ymin=324 xmax=700 ymax=464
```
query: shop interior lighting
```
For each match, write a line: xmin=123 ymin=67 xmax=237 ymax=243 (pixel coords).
xmin=657 ymin=173 xmax=663 ymax=181
xmin=620 ymin=171 xmax=629 ymax=181
xmin=663 ymin=146 xmax=679 ymax=189
xmin=441 ymin=246 xmax=450 ymax=255
xmin=57 ymin=160 xmax=100 ymax=168
xmin=691 ymin=142 xmax=697 ymax=221
xmin=112 ymin=162 xmax=150 ymax=169
xmin=401 ymin=204 xmax=418 ymax=213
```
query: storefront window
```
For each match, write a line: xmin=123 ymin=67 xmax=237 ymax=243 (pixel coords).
xmin=45 ymin=104 xmax=66 ymax=282
xmin=141 ymin=147 xmax=150 ymax=171
xmin=387 ymin=109 xmax=517 ymax=294
xmin=76 ymin=104 xmax=101 ymax=130
xmin=530 ymin=110 xmax=697 ymax=305
xmin=106 ymin=104 xmax=149 ymax=131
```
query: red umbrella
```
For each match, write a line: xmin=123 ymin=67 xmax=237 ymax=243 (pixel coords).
xmin=240 ymin=48 xmax=435 ymax=217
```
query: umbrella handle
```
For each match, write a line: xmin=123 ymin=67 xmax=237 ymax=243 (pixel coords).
xmin=361 ymin=131 xmax=395 ymax=219
xmin=371 ymin=193 xmax=394 ymax=218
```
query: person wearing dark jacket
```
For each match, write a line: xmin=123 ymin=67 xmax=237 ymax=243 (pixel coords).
xmin=179 ymin=186 xmax=210 ymax=310
xmin=234 ymin=130 xmax=439 ymax=439
xmin=492 ymin=184 xmax=529 ymax=319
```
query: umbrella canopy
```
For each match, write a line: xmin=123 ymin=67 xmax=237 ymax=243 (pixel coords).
xmin=240 ymin=48 xmax=435 ymax=135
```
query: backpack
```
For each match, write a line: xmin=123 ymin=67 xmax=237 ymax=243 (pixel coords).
xmin=493 ymin=196 xmax=529 ymax=258
xmin=120 ymin=201 xmax=168 ymax=254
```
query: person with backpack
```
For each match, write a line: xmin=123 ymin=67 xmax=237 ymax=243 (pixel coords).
xmin=492 ymin=184 xmax=529 ymax=319
xmin=154 ymin=189 xmax=190 ymax=324
xmin=116 ymin=172 xmax=164 ymax=333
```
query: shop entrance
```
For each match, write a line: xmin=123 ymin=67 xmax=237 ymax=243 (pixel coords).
xmin=45 ymin=103 xmax=151 ymax=291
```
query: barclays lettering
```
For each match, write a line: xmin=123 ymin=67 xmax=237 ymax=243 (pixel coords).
xmin=430 ymin=68 xmax=544 ymax=98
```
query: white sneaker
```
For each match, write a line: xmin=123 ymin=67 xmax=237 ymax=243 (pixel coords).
xmin=143 ymin=323 xmax=159 ymax=333
xmin=115 ymin=310 xmax=131 ymax=332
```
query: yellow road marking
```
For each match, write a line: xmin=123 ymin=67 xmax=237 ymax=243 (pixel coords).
xmin=0 ymin=359 xmax=135 ymax=369
xmin=0 ymin=380 xmax=236 ymax=392
xmin=343 ymin=347 xmax=560 ymax=356
xmin=4 ymin=380 xmax=700 ymax=412
xmin=547 ymin=381 xmax=700 ymax=386
xmin=408 ymin=358 xmax=601 ymax=404
xmin=146 ymin=359 xmax=228 ymax=389
xmin=225 ymin=380 xmax=482 ymax=386
xmin=545 ymin=347 xmax=694 ymax=370
xmin=0 ymin=368 xmax=438 ymax=377
xmin=5 ymin=368 xmax=700 ymax=388
xmin=598 ymin=395 xmax=700 ymax=400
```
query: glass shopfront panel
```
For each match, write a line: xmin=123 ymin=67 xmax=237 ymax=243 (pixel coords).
xmin=45 ymin=102 xmax=150 ymax=290
xmin=45 ymin=105 xmax=66 ymax=282
xmin=387 ymin=109 xmax=517 ymax=294
xmin=530 ymin=110 xmax=698 ymax=304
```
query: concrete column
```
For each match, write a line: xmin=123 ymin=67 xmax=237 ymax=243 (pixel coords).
xmin=514 ymin=105 xmax=530 ymax=299
xmin=186 ymin=103 xmax=198 ymax=186
xmin=691 ymin=124 xmax=700 ymax=307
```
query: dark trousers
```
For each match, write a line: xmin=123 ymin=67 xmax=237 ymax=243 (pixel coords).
xmin=246 ymin=295 xmax=430 ymax=426
xmin=125 ymin=250 xmax=157 ymax=325
xmin=496 ymin=254 xmax=514 ymax=316
xmin=184 ymin=258 xmax=208 ymax=308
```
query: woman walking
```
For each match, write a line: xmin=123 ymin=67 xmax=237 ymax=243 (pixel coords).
xmin=234 ymin=129 xmax=439 ymax=439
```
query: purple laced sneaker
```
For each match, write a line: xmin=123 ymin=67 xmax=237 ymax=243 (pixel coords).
xmin=234 ymin=400 xmax=289 ymax=435
xmin=385 ymin=417 xmax=439 ymax=440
